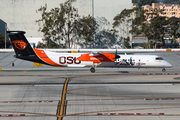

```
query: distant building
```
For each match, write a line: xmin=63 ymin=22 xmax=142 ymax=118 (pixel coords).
xmin=132 ymin=3 xmax=140 ymax=20
xmin=0 ymin=0 xmax=131 ymax=48
xmin=0 ymin=19 xmax=6 ymax=36
xmin=143 ymin=3 xmax=180 ymax=23
xmin=0 ymin=0 xmax=131 ymax=37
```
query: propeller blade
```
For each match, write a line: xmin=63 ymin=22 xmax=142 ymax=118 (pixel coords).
xmin=115 ymin=49 xmax=117 ymax=56
xmin=114 ymin=49 xmax=120 ymax=60
xmin=115 ymin=55 xmax=120 ymax=59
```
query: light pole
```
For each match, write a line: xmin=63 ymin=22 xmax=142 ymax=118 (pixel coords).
xmin=5 ymin=23 xmax=7 ymax=49
xmin=92 ymin=0 xmax=94 ymax=48
xmin=92 ymin=0 xmax=94 ymax=18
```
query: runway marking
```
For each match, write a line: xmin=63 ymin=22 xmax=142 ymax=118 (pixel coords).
xmin=0 ymin=101 xmax=179 ymax=117
xmin=66 ymin=103 xmax=180 ymax=106
xmin=67 ymin=92 xmax=177 ymax=98
xmin=0 ymin=100 xmax=54 ymax=103
xmin=67 ymin=86 xmax=106 ymax=91
xmin=67 ymin=84 xmax=173 ymax=88
xmin=0 ymin=114 xmax=25 ymax=117
xmin=5 ymin=96 xmax=180 ymax=104
xmin=0 ymin=103 xmax=179 ymax=107
xmin=34 ymin=85 xmax=64 ymax=86
xmin=1 ymin=72 xmax=180 ymax=78
xmin=0 ymin=75 xmax=61 ymax=77
xmin=66 ymin=114 xmax=180 ymax=116
xmin=0 ymin=82 xmax=178 ymax=86
xmin=0 ymin=110 xmax=55 ymax=117
xmin=97 ymin=113 xmax=164 ymax=116
xmin=142 ymin=73 xmax=180 ymax=75
xmin=56 ymin=78 xmax=69 ymax=120
xmin=145 ymin=98 xmax=180 ymax=100
xmin=67 ymin=106 xmax=180 ymax=116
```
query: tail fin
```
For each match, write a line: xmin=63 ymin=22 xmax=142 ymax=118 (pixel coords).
xmin=7 ymin=31 xmax=44 ymax=64
xmin=7 ymin=31 xmax=62 ymax=66
xmin=7 ymin=31 xmax=35 ymax=56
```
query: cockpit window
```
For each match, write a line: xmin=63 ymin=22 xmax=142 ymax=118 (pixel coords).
xmin=155 ymin=57 xmax=164 ymax=60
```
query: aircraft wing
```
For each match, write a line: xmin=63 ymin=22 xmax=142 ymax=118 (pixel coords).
xmin=77 ymin=52 xmax=117 ymax=63
xmin=89 ymin=51 xmax=102 ymax=56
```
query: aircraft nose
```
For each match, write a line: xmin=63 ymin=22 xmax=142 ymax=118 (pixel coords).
xmin=165 ymin=61 xmax=173 ymax=68
xmin=169 ymin=63 xmax=173 ymax=67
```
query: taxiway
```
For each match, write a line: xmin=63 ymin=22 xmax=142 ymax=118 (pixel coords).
xmin=0 ymin=52 xmax=180 ymax=120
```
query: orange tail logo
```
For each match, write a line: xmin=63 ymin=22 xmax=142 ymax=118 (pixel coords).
xmin=12 ymin=40 xmax=27 ymax=50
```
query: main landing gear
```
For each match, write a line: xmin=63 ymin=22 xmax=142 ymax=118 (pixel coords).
xmin=90 ymin=63 xmax=96 ymax=73
xmin=162 ymin=68 xmax=166 ymax=72
xmin=90 ymin=67 xmax=95 ymax=73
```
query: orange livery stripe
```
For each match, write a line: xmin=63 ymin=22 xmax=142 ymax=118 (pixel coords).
xmin=77 ymin=53 xmax=115 ymax=63
xmin=33 ymin=49 xmax=64 ymax=67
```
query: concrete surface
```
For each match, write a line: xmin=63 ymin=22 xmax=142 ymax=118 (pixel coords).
xmin=0 ymin=52 xmax=180 ymax=120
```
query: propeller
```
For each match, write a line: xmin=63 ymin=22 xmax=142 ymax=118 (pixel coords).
xmin=130 ymin=57 xmax=132 ymax=65
xmin=114 ymin=49 xmax=120 ymax=61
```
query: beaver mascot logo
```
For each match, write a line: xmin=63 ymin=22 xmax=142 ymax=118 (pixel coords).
xmin=12 ymin=40 xmax=27 ymax=50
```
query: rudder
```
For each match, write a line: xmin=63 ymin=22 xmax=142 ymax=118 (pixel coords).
xmin=7 ymin=31 xmax=45 ymax=64
xmin=7 ymin=31 xmax=35 ymax=56
xmin=7 ymin=31 xmax=63 ymax=66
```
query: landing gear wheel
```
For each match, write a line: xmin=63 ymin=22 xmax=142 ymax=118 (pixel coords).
xmin=162 ymin=68 xmax=166 ymax=72
xmin=90 ymin=67 xmax=95 ymax=73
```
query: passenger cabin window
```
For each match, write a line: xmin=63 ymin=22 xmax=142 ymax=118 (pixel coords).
xmin=155 ymin=57 xmax=164 ymax=60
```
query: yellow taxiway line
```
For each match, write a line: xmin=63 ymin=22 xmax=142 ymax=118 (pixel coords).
xmin=57 ymin=78 xmax=69 ymax=120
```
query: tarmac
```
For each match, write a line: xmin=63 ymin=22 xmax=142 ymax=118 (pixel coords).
xmin=0 ymin=51 xmax=180 ymax=120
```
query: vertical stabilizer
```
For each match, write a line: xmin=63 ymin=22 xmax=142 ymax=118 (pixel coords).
xmin=7 ymin=31 xmax=35 ymax=56
xmin=7 ymin=31 xmax=46 ymax=64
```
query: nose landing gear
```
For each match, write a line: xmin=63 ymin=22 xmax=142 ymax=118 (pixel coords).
xmin=162 ymin=68 xmax=166 ymax=72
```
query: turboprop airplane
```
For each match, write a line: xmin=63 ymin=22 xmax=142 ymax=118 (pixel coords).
xmin=7 ymin=31 xmax=173 ymax=73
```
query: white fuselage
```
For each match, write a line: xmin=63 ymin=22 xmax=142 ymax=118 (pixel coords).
xmin=43 ymin=51 xmax=173 ymax=68
xmin=99 ymin=55 xmax=172 ymax=68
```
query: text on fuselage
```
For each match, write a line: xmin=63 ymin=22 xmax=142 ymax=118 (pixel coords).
xmin=59 ymin=56 xmax=81 ymax=64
